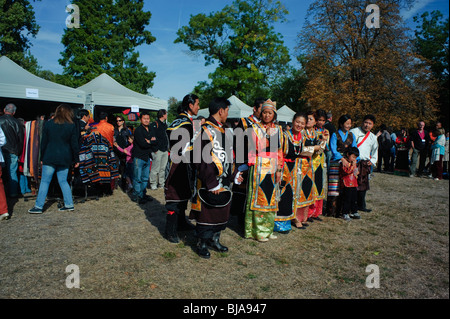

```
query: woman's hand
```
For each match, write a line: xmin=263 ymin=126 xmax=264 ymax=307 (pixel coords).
xmin=341 ymin=157 xmax=349 ymax=167
xmin=275 ymin=171 xmax=282 ymax=184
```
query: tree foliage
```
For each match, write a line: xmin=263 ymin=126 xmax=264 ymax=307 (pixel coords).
xmin=59 ymin=0 xmax=156 ymax=93
xmin=0 ymin=0 xmax=40 ymax=72
xmin=269 ymin=63 xmax=308 ymax=113
xmin=175 ymin=0 xmax=290 ymax=106
xmin=297 ymin=0 xmax=438 ymax=129
xmin=413 ymin=10 xmax=449 ymax=127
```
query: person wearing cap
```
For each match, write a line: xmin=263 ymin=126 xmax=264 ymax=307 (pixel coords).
xmin=244 ymin=99 xmax=284 ymax=242
xmin=230 ymin=97 xmax=266 ymax=229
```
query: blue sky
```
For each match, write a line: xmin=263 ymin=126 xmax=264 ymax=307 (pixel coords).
xmin=29 ymin=0 xmax=449 ymax=102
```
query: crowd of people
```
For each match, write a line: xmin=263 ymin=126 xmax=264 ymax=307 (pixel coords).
xmin=0 ymin=99 xmax=448 ymax=260
xmin=374 ymin=120 xmax=449 ymax=180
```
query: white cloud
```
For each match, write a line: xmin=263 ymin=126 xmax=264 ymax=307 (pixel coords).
xmin=34 ymin=30 xmax=63 ymax=45
xmin=400 ymin=0 xmax=435 ymax=21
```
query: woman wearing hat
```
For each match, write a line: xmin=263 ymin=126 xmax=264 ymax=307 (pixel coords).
xmin=244 ymin=100 xmax=284 ymax=242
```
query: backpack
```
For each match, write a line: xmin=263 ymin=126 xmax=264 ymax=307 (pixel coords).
xmin=380 ymin=131 xmax=393 ymax=151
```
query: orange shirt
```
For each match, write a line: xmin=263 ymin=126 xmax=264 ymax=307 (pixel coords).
xmin=95 ymin=120 xmax=115 ymax=146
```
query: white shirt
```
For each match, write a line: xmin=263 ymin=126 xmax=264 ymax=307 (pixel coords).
xmin=0 ymin=127 xmax=5 ymax=163
xmin=350 ymin=127 xmax=378 ymax=166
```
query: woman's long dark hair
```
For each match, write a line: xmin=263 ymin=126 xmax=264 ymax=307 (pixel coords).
xmin=53 ymin=104 xmax=74 ymax=124
xmin=338 ymin=114 xmax=352 ymax=129
xmin=178 ymin=94 xmax=199 ymax=114
xmin=292 ymin=112 xmax=306 ymax=123
xmin=116 ymin=115 xmax=128 ymax=130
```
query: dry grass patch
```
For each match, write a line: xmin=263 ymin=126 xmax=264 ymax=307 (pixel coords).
xmin=0 ymin=173 xmax=448 ymax=299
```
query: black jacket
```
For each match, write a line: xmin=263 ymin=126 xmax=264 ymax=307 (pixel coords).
xmin=40 ymin=119 xmax=79 ymax=167
xmin=149 ymin=119 xmax=169 ymax=152
xmin=0 ymin=114 xmax=24 ymax=156
xmin=114 ymin=127 xmax=132 ymax=149
xmin=410 ymin=129 xmax=430 ymax=151
xmin=132 ymin=125 xmax=154 ymax=161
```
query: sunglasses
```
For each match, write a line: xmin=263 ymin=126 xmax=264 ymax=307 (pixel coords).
xmin=117 ymin=119 xmax=124 ymax=122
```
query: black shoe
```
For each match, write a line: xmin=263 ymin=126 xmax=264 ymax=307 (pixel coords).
xmin=197 ymin=239 xmax=211 ymax=259
xmin=302 ymin=222 xmax=309 ymax=227
xmin=312 ymin=217 xmax=323 ymax=221
xmin=166 ymin=234 xmax=180 ymax=243
xmin=359 ymin=208 xmax=372 ymax=213
xmin=307 ymin=217 xmax=314 ymax=223
xmin=165 ymin=213 xmax=179 ymax=243
xmin=207 ymin=232 xmax=228 ymax=253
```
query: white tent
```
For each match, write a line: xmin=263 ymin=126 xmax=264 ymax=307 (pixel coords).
xmin=78 ymin=73 xmax=167 ymax=112
xmin=277 ymin=105 xmax=296 ymax=123
xmin=0 ymin=56 xmax=85 ymax=104
xmin=196 ymin=95 xmax=253 ymax=119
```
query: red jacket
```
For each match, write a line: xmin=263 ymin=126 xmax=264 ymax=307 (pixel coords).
xmin=340 ymin=162 xmax=358 ymax=188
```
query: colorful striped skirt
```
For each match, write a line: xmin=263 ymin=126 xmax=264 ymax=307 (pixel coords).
xmin=327 ymin=161 xmax=340 ymax=197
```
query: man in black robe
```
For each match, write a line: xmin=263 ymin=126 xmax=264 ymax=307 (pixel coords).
xmin=164 ymin=94 xmax=199 ymax=243
xmin=189 ymin=97 xmax=243 ymax=258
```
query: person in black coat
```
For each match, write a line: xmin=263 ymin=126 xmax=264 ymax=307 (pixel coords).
xmin=28 ymin=104 xmax=79 ymax=214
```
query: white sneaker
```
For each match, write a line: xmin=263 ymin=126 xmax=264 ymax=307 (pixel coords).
xmin=0 ymin=213 xmax=9 ymax=221
xmin=342 ymin=214 xmax=351 ymax=221
xmin=269 ymin=234 xmax=278 ymax=239
xmin=257 ymin=237 xmax=269 ymax=242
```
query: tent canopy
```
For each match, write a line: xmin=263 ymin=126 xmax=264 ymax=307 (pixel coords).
xmin=277 ymin=105 xmax=296 ymax=123
xmin=0 ymin=56 xmax=85 ymax=104
xmin=78 ymin=73 xmax=167 ymax=112
xmin=197 ymin=95 xmax=253 ymax=119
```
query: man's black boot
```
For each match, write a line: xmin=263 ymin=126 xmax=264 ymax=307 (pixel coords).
xmin=208 ymin=232 xmax=228 ymax=253
xmin=197 ymin=238 xmax=211 ymax=259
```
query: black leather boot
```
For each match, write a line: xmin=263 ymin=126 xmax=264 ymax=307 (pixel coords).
xmin=164 ymin=212 xmax=179 ymax=243
xmin=197 ymin=239 xmax=211 ymax=259
xmin=177 ymin=211 xmax=195 ymax=231
xmin=326 ymin=196 xmax=337 ymax=218
xmin=207 ymin=232 xmax=228 ymax=253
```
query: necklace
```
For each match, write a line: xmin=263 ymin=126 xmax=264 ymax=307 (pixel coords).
xmin=289 ymin=130 xmax=302 ymax=155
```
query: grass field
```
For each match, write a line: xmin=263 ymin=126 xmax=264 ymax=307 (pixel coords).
xmin=0 ymin=172 xmax=448 ymax=299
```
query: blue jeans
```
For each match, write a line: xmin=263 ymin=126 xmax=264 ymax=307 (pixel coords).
xmin=132 ymin=157 xmax=150 ymax=199
xmin=20 ymin=174 xmax=31 ymax=194
xmin=2 ymin=150 xmax=19 ymax=197
xmin=35 ymin=165 xmax=73 ymax=209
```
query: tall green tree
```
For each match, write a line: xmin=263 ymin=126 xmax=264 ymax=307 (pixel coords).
xmin=413 ymin=11 xmax=449 ymax=127
xmin=0 ymin=0 xmax=40 ymax=72
xmin=59 ymin=0 xmax=156 ymax=93
xmin=269 ymin=64 xmax=308 ymax=112
xmin=175 ymin=0 xmax=290 ymax=105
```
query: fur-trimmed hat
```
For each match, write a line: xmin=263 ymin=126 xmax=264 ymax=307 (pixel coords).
xmin=261 ymin=99 xmax=277 ymax=113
